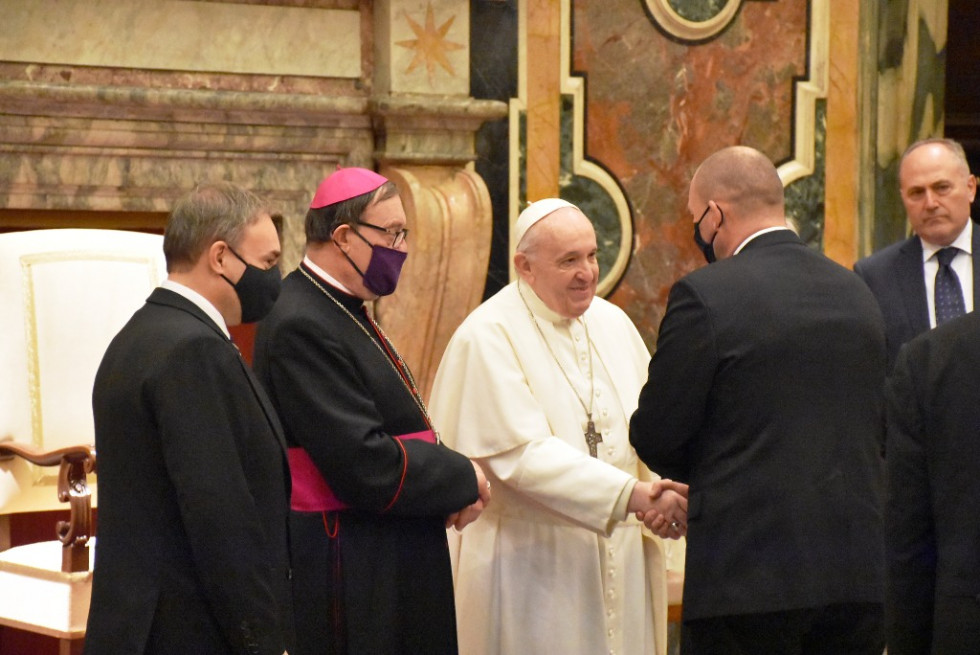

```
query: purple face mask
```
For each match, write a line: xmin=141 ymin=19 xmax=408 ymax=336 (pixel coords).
xmin=341 ymin=229 xmax=408 ymax=296
xmin=358 ymin=243 xmax=407 ymax=296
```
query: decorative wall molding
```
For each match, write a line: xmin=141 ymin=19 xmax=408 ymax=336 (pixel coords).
xmin=644 ymin=0 xmax=744 ymax=42
xmin=559 ymin=0 xmax=632 ymax=296
xmin=371 ymin=94 xmax=508 ymax=165
xmin=509 ymin=0 xmax=633 ymax=297
xmin=777 ymin=0 xmax=829 ymax=188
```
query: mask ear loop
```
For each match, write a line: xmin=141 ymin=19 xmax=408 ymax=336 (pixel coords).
xmin=218 ymin=244 xmax=246 ymax=288
xmin=331 ymin=225 xmax=371 ymax=279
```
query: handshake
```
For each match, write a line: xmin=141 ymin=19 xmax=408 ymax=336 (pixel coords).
xmin=627 ymin=479 xmax=689 ymax=539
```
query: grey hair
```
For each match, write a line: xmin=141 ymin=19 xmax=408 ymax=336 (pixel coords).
xmin=900 ymin=138 xmax=971 ymax=174
xmin=163 ymin=181 xmax=271 ymax=272
xmin=305 ymin=181 xmax=401 ymax=243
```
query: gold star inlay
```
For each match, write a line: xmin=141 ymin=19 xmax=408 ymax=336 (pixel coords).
xmin=396 ymin=3 xmax=465 ymax=84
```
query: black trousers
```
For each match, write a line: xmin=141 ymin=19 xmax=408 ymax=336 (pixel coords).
xmin=682 ymin=602 xmax=884 ymax=655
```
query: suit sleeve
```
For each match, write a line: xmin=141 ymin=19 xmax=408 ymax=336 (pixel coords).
xmin=263 ymin=313 xmax=478 ymax=517
xmin=884 ymin=342 xmax=936 ymax=654
xmin=629 ymin=278 xmax=716 ymax=482
xmin=149 ymin=336 xmax=286 ymax=655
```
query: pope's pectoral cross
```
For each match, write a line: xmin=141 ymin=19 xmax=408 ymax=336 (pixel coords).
xmin=585 ymin=418 xmax=602 ymax=458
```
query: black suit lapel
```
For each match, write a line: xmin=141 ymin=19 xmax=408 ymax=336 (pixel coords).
xmin=148 ymin=287 xmax=288 ymax=451
xmin=898 ymin=238 xmax=930 ymax=334
xmin=235 ymin=356 xmax=288 ymax=452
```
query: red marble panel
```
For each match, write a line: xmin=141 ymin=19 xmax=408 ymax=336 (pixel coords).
xmin=572 ymin=0 xmax=807 ymax=345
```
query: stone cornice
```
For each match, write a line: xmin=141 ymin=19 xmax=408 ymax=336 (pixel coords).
xmin=371 ymin=93 xmax=508 ymax=165
xmin=0 ymin=80 xmax=370 ymax=128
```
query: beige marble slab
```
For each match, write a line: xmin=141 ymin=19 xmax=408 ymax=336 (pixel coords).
xmin=0 ymin=0 xmax=360 ymax=78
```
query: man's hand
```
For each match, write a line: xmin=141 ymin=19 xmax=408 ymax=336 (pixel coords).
xmin=628 ymin=479 xmax=689 ymax=539
xmin=446 ymin=460 xmax=492 ymax=531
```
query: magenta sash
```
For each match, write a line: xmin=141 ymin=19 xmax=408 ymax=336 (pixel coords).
xmin=288 ymin=430 xmax=437 ymax=512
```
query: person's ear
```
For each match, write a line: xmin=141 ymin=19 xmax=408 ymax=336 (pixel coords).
xmin=513 ymin=251 xmax=533 ymax=282
xmin=208 ymin=240 xmax=229 ymax=275
xmin=331 ymin=224 xmax=352 ymax=252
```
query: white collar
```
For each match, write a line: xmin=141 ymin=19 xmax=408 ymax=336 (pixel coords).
xmin=733 ymin=226 xmax=793 ymax=256
xmin=303 ymin=255 xmax=355 ymax=295
xmin=920 ymin=219 xmax=973 ymax=262
xmin=160 ymin=279 xmax=230 ymax=338
xmin=515 ymin=279 xmax=582 ymax=327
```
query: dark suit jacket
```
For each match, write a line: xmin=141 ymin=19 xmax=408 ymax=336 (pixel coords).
xmin=630 ymin=230 xmax=887 ymax=622
xmin=885 ymin=310 xmax=980 ymax=655
xmin=85 ymin=288 xmax=293 ymax=655
xmin=253 ymin=265 xmax=478 ymax=655
xmin=853 ymin=223 xmax=980 ymax=371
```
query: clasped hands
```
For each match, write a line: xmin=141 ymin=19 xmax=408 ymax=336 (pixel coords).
xmin=628 ymin=479 xmax=689 ymax=539
xmin=446 ymin=460 xmax=492 ymax=532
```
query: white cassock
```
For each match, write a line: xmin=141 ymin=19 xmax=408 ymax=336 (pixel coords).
xmin=429 ymin=280 xmax=669 ymax=655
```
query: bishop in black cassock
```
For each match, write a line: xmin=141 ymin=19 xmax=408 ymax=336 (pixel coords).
xmin=254 ymin=168 xmax=487 ymax=655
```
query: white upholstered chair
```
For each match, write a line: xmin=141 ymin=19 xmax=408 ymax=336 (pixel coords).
xmin=0 ymin=228 xmax=166 ymax=654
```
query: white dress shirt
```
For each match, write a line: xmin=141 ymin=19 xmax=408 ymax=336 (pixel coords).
xmin=922 ymin=219 xmax=974 ymax=328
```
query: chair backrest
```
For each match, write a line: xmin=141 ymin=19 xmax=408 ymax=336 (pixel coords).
xmin=0 ymin=229 xmax=166 ymax=516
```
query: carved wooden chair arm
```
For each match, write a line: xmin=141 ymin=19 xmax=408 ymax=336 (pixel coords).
xmin=1 ymin=439 xmax=97 ymax=573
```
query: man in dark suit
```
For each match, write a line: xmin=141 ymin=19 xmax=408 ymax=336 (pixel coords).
xmin=85 ymin=182 xmax=293 ymax=655
xmin=630 ymin=146 xmax=887 ymax=654
xmin=885 ymin=309 xmax=980 ymax=654
xmin=854 ymin=138 xmax=978 ymax=371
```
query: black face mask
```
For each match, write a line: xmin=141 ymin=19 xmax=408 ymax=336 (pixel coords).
xmin=694 ymin=204 xmax=724 ymax=264
xmin=221 ymin=246 xmax=282 ymax=323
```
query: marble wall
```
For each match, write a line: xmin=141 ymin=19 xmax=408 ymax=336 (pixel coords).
xmin=0 ymin=0 xmax=947 ymax=351
xmin=468 ymin=0 xmax=811 ymax=344
xmin=874 ymin=0 xmax=948 ymax=248
xmin=579 ymin=0 xmax=808 ymax=341
xmin=469 ymin=0 xmax=933 ymax=347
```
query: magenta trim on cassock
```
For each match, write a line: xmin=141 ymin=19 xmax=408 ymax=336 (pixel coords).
xmin=288 ymin=430 xmax=437 ymax=512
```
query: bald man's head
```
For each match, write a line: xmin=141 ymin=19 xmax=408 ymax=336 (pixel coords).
xmin=687 ymin=146 xmax=787 ymax=261
xmin=690 ymin=146 xmax=785 ymax=215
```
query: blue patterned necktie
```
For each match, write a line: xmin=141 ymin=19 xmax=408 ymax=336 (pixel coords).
xmin=934 ymin=247 xmax=966 ymax=325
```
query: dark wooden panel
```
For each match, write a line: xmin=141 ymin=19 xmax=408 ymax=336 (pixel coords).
xmin=945 ymin=0 xmax=980 ymax=173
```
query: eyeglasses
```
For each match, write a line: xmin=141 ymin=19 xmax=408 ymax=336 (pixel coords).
xmin=355 ymin=221 xmax=409 ymax=248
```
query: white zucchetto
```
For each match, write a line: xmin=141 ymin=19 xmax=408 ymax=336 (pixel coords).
xmin=513 ymin=198 xmax=580 ymax=248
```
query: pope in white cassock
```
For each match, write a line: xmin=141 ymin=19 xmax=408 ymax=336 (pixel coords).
xmin=429 ymin=199 xmax=687 ymax=655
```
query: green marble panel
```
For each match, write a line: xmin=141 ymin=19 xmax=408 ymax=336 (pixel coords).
xmin=873 ymin=1 xmax=947 ymax=249
xmin=559 ymin=94 xmax=624 ymax=283
xmin=669 ymin=0 xmax=733 ymax=22
xmin=515 ymin=96 xmax=627 ymax=286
